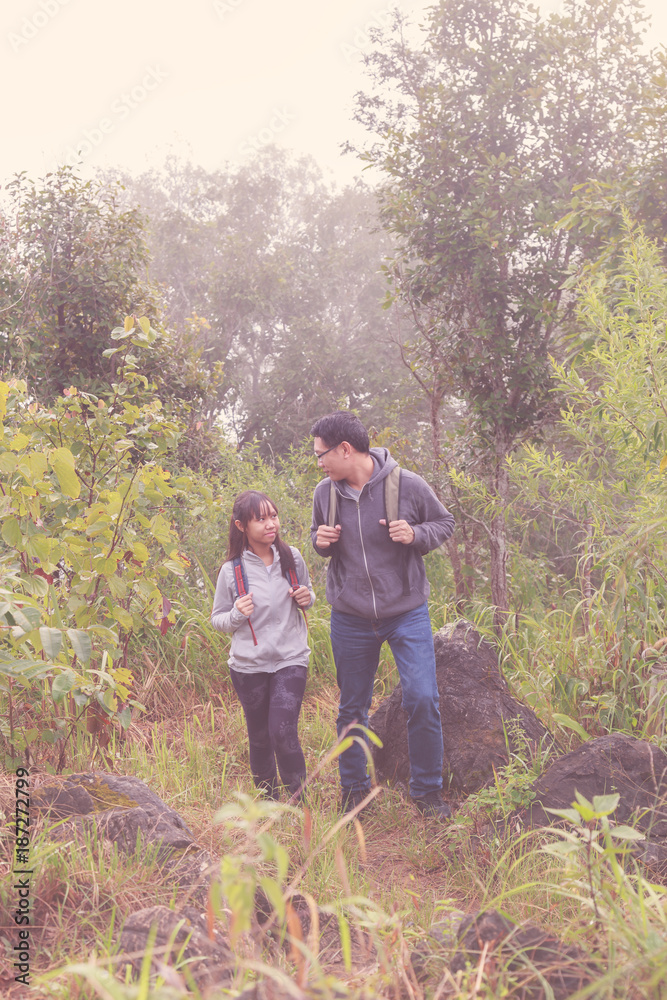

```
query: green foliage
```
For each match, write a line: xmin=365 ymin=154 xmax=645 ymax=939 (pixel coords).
xmin=0 ymin=317 xmax=209 ymax=767
xmin=509 ymin=225 xmax=667 ymax=728
xmin=0 ymin=168 xmax=153 ymax=398
xmin=541 ymin=793 xmax=667 ymax=995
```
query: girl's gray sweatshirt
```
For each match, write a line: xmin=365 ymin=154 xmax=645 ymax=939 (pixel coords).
xmin=211 ymin=545 xmax=315 ymax=673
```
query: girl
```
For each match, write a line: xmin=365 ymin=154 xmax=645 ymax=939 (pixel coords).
xmin=211 ymin=490 xmax=315 ymax=801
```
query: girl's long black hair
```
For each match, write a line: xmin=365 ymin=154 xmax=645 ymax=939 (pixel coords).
xmin=225 ymin=490 xmax=297 ymax=578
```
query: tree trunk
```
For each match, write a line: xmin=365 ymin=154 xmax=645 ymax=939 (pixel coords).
xmin=490 ymin=430 xmax=510 ymax=635
xmin=446 ymin=536 xmax=467 ymax=610
xmin=428 ymin=387 xmax=472 ymax=607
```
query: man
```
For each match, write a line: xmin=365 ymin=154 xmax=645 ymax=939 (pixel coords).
xmin=310 ymin=411 xmax=455 ymax=820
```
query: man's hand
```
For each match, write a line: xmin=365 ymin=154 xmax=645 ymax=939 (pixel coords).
xmin=316 ymin=523 xmax=341 ymax=549
xmin=289 ymin=585 xmax=311 ymax=608
xmin=235 ymin=592 xmax=254 ymax=617
xmin=379 ymin=519 xmax=416 ymax=544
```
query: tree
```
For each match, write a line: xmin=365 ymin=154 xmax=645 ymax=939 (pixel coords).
xmin=109 ymin=149 xmax=418 ymax=455
xmin=0 ymin=168 xmax=152 ymax=398
xmin=0 ymin=167 xmax=222 ymax=461
xmin=352 ymin=0 xmax=662 ymax=627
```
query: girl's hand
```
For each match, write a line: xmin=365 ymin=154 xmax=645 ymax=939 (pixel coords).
xmin=235 ymin=593 xmax=254 ymax=617
xmin=289 ymin=585 xmax=311 ymax=608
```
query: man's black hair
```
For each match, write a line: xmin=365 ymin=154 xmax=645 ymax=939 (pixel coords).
xmin=310 ymin=411 xmax=370 ymax=453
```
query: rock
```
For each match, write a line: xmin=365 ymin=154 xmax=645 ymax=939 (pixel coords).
xmin=254 ymin=888 xmax=375 ymax=973
xmin=33 ymin=772 xmax=197 ymax=852
xmin=118 ymin=904 xmax=234 ymax=990
xmin=410 ymin=910 xmax=465 ymax=982
xmin=519 ymin=733 xmax=667 ymax=837
xmin=33 ymin=772 xmax=216 ymax=903
xmin=369 ymin=620 xmax=556 ymax=793
xmin=450 ymin=909 xmax=598 ymax=999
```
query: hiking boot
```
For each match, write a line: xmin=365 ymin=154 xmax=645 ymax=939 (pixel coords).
xmin=412 ymin=790 xmax=452 ymax=821
xmin=341 ymin=787 xmax=374 ymax=816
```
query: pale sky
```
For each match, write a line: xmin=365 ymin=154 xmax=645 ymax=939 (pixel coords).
xmin=3 ymin=0 xmax=666 ymax=187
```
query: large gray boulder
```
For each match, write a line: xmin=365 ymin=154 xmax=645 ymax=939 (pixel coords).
xmin=118 ymin=904 xmax=234 ymax=990
xmin=517 ymin=732 xmax=667 ymax=876
xmin=369 ymin=620 xmax=556 ymax=793
xmin=33 ymin=772 xmax=196 ymax=853
xmin=32 ymin=772 xmax=216 ymax=903
xmin=450 ymin=910 xmax=598 ymax=999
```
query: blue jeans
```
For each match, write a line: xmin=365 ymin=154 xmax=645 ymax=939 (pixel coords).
xmin=330 ymin=602 xmax=443 ymax=798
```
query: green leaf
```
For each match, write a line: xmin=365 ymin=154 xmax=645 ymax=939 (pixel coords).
xmin=592 ymin=793 xmax=620 ymax=816
xmin=552 ymin=714 xmax=591 ymax=741
xmin=337 ymin=911 xmax=352 ymax=972
xmin=544 ymin=806 xmax=582 ymax=824
xmin=112 ymin=608 xmax=133 ymax=630
xmin=51 ymin=669 xmax=77 ymax=703
xmin=162 ymin=558 xmax=186 ymax=576
xmin=67 ymin=629 xmax=92 ymax=663
xmin=609 ymin=824 xmax=645 ymax=841
xmin=51 ymin=448 xmax=80 ymax=499
xmin=39 ymin=626 xmax=63 ymax=660
xmin=117 ymin=706 xmax=132 ymax=729
xmin=9 ymin=433 xmax=30 ymax=451
xmin=2 ymin=517 xmax=22 ymax=547
xmin=327 ymin=737 xmax=353 ymax=760
xmin=10 ymin=606 xmax=40 ymax=632
xmin=258 ymin=877 xmax=285 ymax=923
xmin=572 ymin=791 xmax=596 ymax=821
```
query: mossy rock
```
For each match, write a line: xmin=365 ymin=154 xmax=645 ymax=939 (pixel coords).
xmin=33 ymin=772 xmax=198 ymax=854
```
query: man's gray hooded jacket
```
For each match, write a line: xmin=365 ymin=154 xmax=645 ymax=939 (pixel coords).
xmin=310 ymin=448 xmax=455 ymax=620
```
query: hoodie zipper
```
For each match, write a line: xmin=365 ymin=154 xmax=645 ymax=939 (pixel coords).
xmin=355 ymin=487 xmax=378 ymax=619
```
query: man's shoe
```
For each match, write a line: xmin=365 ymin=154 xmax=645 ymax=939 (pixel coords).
xmin=412 ymin=790 xmax=452 ymax=821
xmin=341 ymin=787 xmax=374 ymax=816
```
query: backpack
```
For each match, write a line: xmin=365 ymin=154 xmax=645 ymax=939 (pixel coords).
xmin=232 ymin=554 xmax=306 ymax=646
xmin=327 ymin=465 xmax=402 ymax=527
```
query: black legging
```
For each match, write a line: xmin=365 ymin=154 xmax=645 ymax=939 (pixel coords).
xmin=230 ymin=664 xmax=308 ymax=797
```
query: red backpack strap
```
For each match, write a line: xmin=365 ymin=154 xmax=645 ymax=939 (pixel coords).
xmin=232 ymin=556 xmax=257 ymax=646
xmin=285 ymin=564 xmax=309 ymax=632
xmin=233 ymin=560 xmax=247 ymax=596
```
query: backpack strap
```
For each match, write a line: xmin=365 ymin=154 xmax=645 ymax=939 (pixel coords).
xmin=231 ymin=555 xmax=258 ymax=646
xmin=284 ymin=562 xmax=309 ymax=633
xmin=384 ymin=467 xmax=410 ymax=598
xmin=327 ymin=480 xmax=338 ymax=528
xmin=384 ymin=466 xmax=401 ymax=525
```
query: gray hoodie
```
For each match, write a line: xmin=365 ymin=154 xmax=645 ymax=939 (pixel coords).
xmin=310 ymin=448 xmax=455 ymax=620
xmin=211 ymin=545 xmax=315 ymax=673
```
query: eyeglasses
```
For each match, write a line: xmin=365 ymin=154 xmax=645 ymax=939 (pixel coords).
xmin=314 ymin=444 xmax=338 ymax=460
